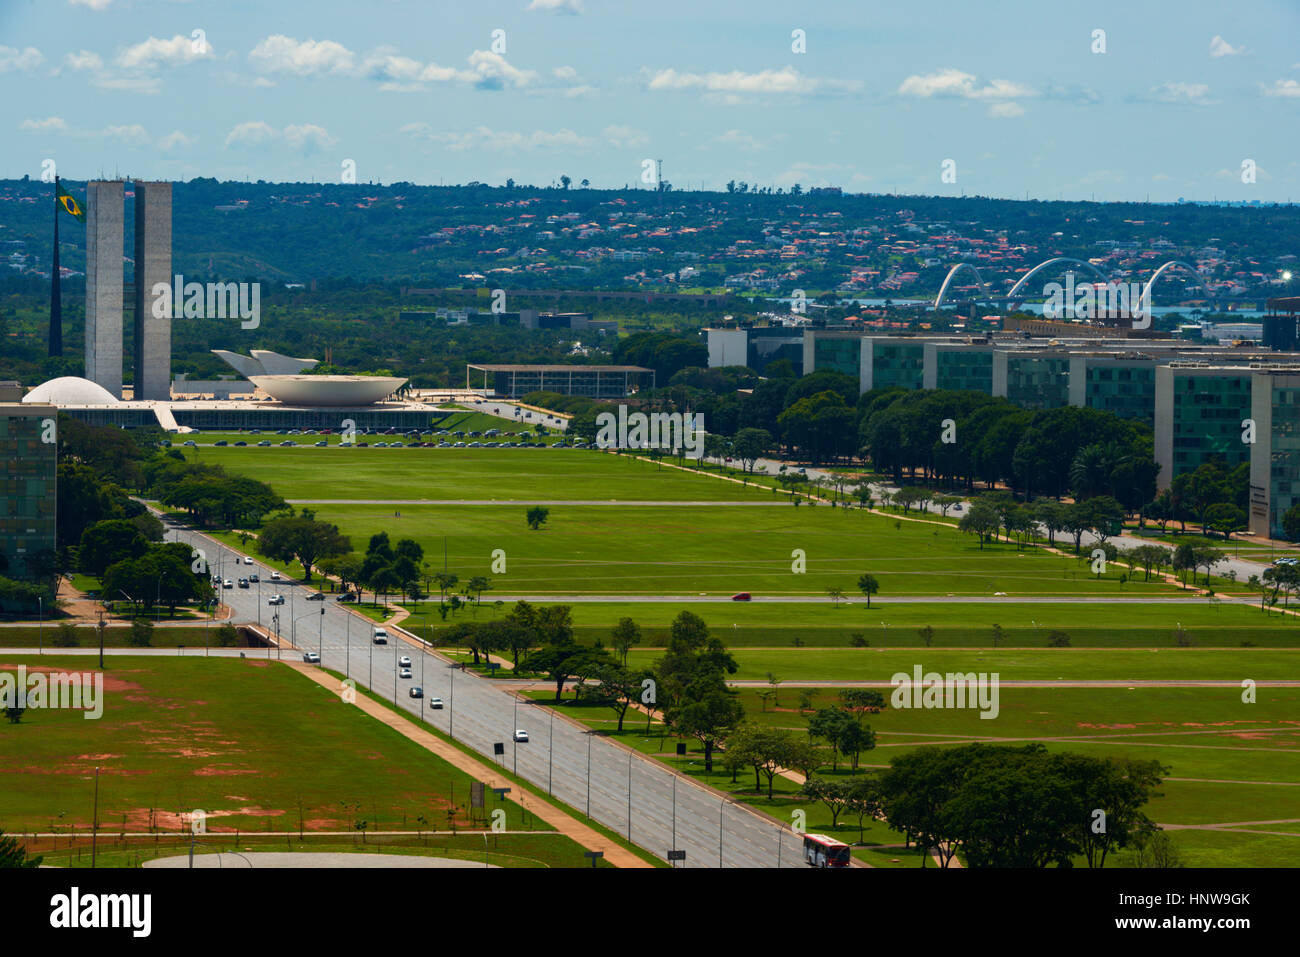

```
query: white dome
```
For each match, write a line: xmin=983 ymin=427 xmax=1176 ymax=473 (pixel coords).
xmin=249 ymin=374 xmax=406 ymax=406
xmin=23 ymin=376 xmax=119 ymax=406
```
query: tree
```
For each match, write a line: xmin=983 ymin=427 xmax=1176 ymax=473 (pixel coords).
xmin=838 ymin=688 xmax=885 ymax=718
xmin=846 ymin=775 xmax=883 ymax=842
xmin=959 ymin=501 xmax=1001 ymax=549
xmin=582 ymin=663 xmax=647 ymax=733
xmin=0 ymin=830 xmax=42 ymax=868
xmin=257 ymin=511 xmax=350 ymax=581
xmin=856 ymin=573 xmax=879 ymax=607
xmin=77 ymin=519 xmax=148 ymax=577
xmin=1282 ymin=503 xmax=1300 ymax=542
xmin=610 ymin=617 xmax=641 ymax=666
xmin=802 ymin=779 xmax=853 ymax=829
xmin=128 ymin=618 xmax=153 ymax=647
xmin=529 ymin=634 xmax=609 ymax=703
xmin=731 ymin=428 xmax=772 ymax=473
xmin=526 ymin=506 xmax=550 ymax=530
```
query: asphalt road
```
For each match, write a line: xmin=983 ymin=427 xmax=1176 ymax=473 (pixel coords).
xmin=154 ymin=522 xmax=807 ymax=869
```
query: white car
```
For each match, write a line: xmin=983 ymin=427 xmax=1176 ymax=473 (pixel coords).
xmin=398 ymin=668 xmax=412 ymax=679
xmin=270 ymin=571 xmax=281 ymax=581
xmin=222 ymin=579 xmax=233 ymax=589
xmin=303 ymin=652 xmax=320 ymax=663
xmin=513 ymin=730 xmax=529 ymax=743
xmin=372 ymin=628 xmax=388 ymax=645
xmin=243 ymin=556 xmax=253 ymax=565
xmin=267 ymin=594 xmax=285 ymax=606
xmin=429 ymin=697 xmax=444 ymax=709
xmin=398 ymin=655 xmax=411 ymax=667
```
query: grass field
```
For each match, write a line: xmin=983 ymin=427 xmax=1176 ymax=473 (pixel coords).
xmin=253 ymin=502 xmax=1190 ymax=598
xmin=0 ymin=656 xmax=572 ymax=852
xmin=184 ymin=446 xmax=771 ymax=502
xmin=400 ymin=598 xmax=1300 ymax=648
xmin=0 ymin=625 xmax=250 ymax=649
xmin=621 ymin=646 xmax=1300 ymax=681
xmin=527 ymin=684 xmax=1300 ymax=866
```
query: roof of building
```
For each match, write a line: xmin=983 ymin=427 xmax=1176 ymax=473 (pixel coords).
xmin=23 ymin=376 xmax=120 ymax=406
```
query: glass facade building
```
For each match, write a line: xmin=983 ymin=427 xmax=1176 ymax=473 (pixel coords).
xmin=0 ymin=404 xmax=58 ymax=579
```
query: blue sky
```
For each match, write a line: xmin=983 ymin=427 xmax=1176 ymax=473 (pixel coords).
xmin=3 ymin=0 xmax=1298 ymax=201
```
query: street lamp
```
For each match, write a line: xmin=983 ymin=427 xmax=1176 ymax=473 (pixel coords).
xmin=37 ymin=596 xmax=43 ymax=656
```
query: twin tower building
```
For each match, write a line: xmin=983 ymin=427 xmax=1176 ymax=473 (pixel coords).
xmin=84 ymin=180 xmax=172 ymax=400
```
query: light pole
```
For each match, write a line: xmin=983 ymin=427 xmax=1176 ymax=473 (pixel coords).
xmin=345 ymin=610 xmax=351 ymax=678
xmin=318 ymin=606 xmax=325 ymax=658
xmin=91 ymin=765 xmax=100 ymax=869
xmin=586 ymin=731 xmax=592 ymax=817
xmin=718 ymin=796 xmax=729 ymax=869
xmin=37 ymin=596 xmax=43 ymax=656
xmin=627 ymin=750 xmax=633 ymax=841
xmin=547 ymin=707 xmax=554 ymax=795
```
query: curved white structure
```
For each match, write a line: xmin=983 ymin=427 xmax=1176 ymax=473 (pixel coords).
xmin=1005 ymin=257 xmax=1111 ymax=306
xmin=212 ymin=349 xmax=319 ymax=377
xmin=23 ymin=376 xmax=120 ymax=406
xmin=934 ymin=263 xmax=991 ymax=307
xmin=1139 ymin=260 xmax=1204 ymax=311
xmin=249 ymin=374 xmax=407 ymax=406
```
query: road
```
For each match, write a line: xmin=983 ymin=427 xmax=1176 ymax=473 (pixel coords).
xmin=154 ymin=522 xmax=807 ymax=869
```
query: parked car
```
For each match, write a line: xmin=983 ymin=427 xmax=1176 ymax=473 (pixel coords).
xmin=1274 ymin=557 xmax=1298 ymax=567
xmin=234 ymin=441 xmax=247 ymax=447
xmin=256 ymin=440 xmax=271 ymax=447
xmin=214 ymin=440 xmax=227 ymax=447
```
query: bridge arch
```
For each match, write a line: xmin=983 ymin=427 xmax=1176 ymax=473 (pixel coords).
xmin=934 ymin=263 xmax=991 ymax=308
xmin=1004 ymin=257 xmax=1112 ymax=307
xmin=1139 ymin=260 xmax=1204 ymax=310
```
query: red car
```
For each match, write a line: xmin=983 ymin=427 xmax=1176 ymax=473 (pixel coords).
xmin=731 ymin=592 xmax=752 ymax=601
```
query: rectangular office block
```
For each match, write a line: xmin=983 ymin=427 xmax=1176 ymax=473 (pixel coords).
xmin=84 ymin=181 xmax=124 ymax=397
xmin=133 ymin=181 xmax=173 ymax=401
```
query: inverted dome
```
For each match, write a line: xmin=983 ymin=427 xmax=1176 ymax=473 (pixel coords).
xmin=248 ymin=374 xmax=406 ymax=406
xmin=23 ymin=376 xmax=120 ymax=405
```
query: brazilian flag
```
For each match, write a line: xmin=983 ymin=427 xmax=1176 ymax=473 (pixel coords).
xmin=56 ymin=181 xmax=85 ymax=221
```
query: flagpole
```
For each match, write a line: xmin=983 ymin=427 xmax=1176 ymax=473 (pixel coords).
xmin=49 ymin=176 xmax=62 ymax=357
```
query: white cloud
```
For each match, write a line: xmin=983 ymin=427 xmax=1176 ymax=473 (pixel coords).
xmin=249 ymin=36 xmax=356 ymax=76
xmin=224 ymin=120 xmax=279 ymax=148
xmin=1151 ymin=81 xmax=1213 ymax=104
xmin=603 ymin=125 xmax=649 ymax=150
xmin=1209 ymin=35 xmax=1243 ymax=58
xmin=528 ymin=0 xmax=583 ymax=13
xmin=1262 ymin=79 xmax=1300 ymax=98
xmin=710 ymin=129 xmax=767 ymax=151
xmin=647 ymin=66 xmax=838 ymax=96
xmin=0 ymin=45 xmax=44 ymax=72
xmin=99 ymin=124 xmax=149 ymax=143
xmin=898 ymin=68 xmax=1035 ymax=100
xmin=68 ymin=0 xmax=114 ymax=9
xmin=224 ymin=121 xmax=334 ymax=153
xmin=64 ymin=50 xmax=103 ymax=72
xmin=563 ymin=84 xmax=596 ymax=98
xmin=158 ymin=130 xmax=197 ymax=150
xmin=283 ymin=123 xmax=336 ymax=153
xmin=406 ymin=125 xmax=591 ymax=152
xmin=20 ymin=116 xmax=68 ymax=133
xmin=552 ymin=65 xmax=578 ymax=80
xmin=988 ymin=102 xmax=1024 ymax=119
xmin=466 ymin=49 xmax=536 ymax=89
xmin=116 ymin=35 xmax=212 ymax=71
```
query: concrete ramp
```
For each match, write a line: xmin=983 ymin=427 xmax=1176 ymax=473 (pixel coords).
xmin=152 ymin=404 xmax=181 ymax=432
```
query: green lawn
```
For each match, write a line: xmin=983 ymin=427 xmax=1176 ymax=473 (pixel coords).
xmin=183 ymin=446 xmax=766 ymax=501
xmin=249 ymin=502 xmax=1188 ymax=598
xmin=622 ymin=646 xmax=1300 ymax=681
xmin=527 ymin=684 xmax=1300 ymax=866
xmin=0 ymin=656 xmax=558 ymax=843
xmin=399 ymin=598 xmax=1300 ymax=648
xmin=0 ymin=625 xmax=247 ymax=649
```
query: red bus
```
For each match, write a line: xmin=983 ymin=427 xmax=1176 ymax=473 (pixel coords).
xmin=803 ymin=834 xmax=851 ymax=868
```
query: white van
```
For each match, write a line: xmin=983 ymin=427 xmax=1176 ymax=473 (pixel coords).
xmin=372 ymin=628 xmax=388 ymax=645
